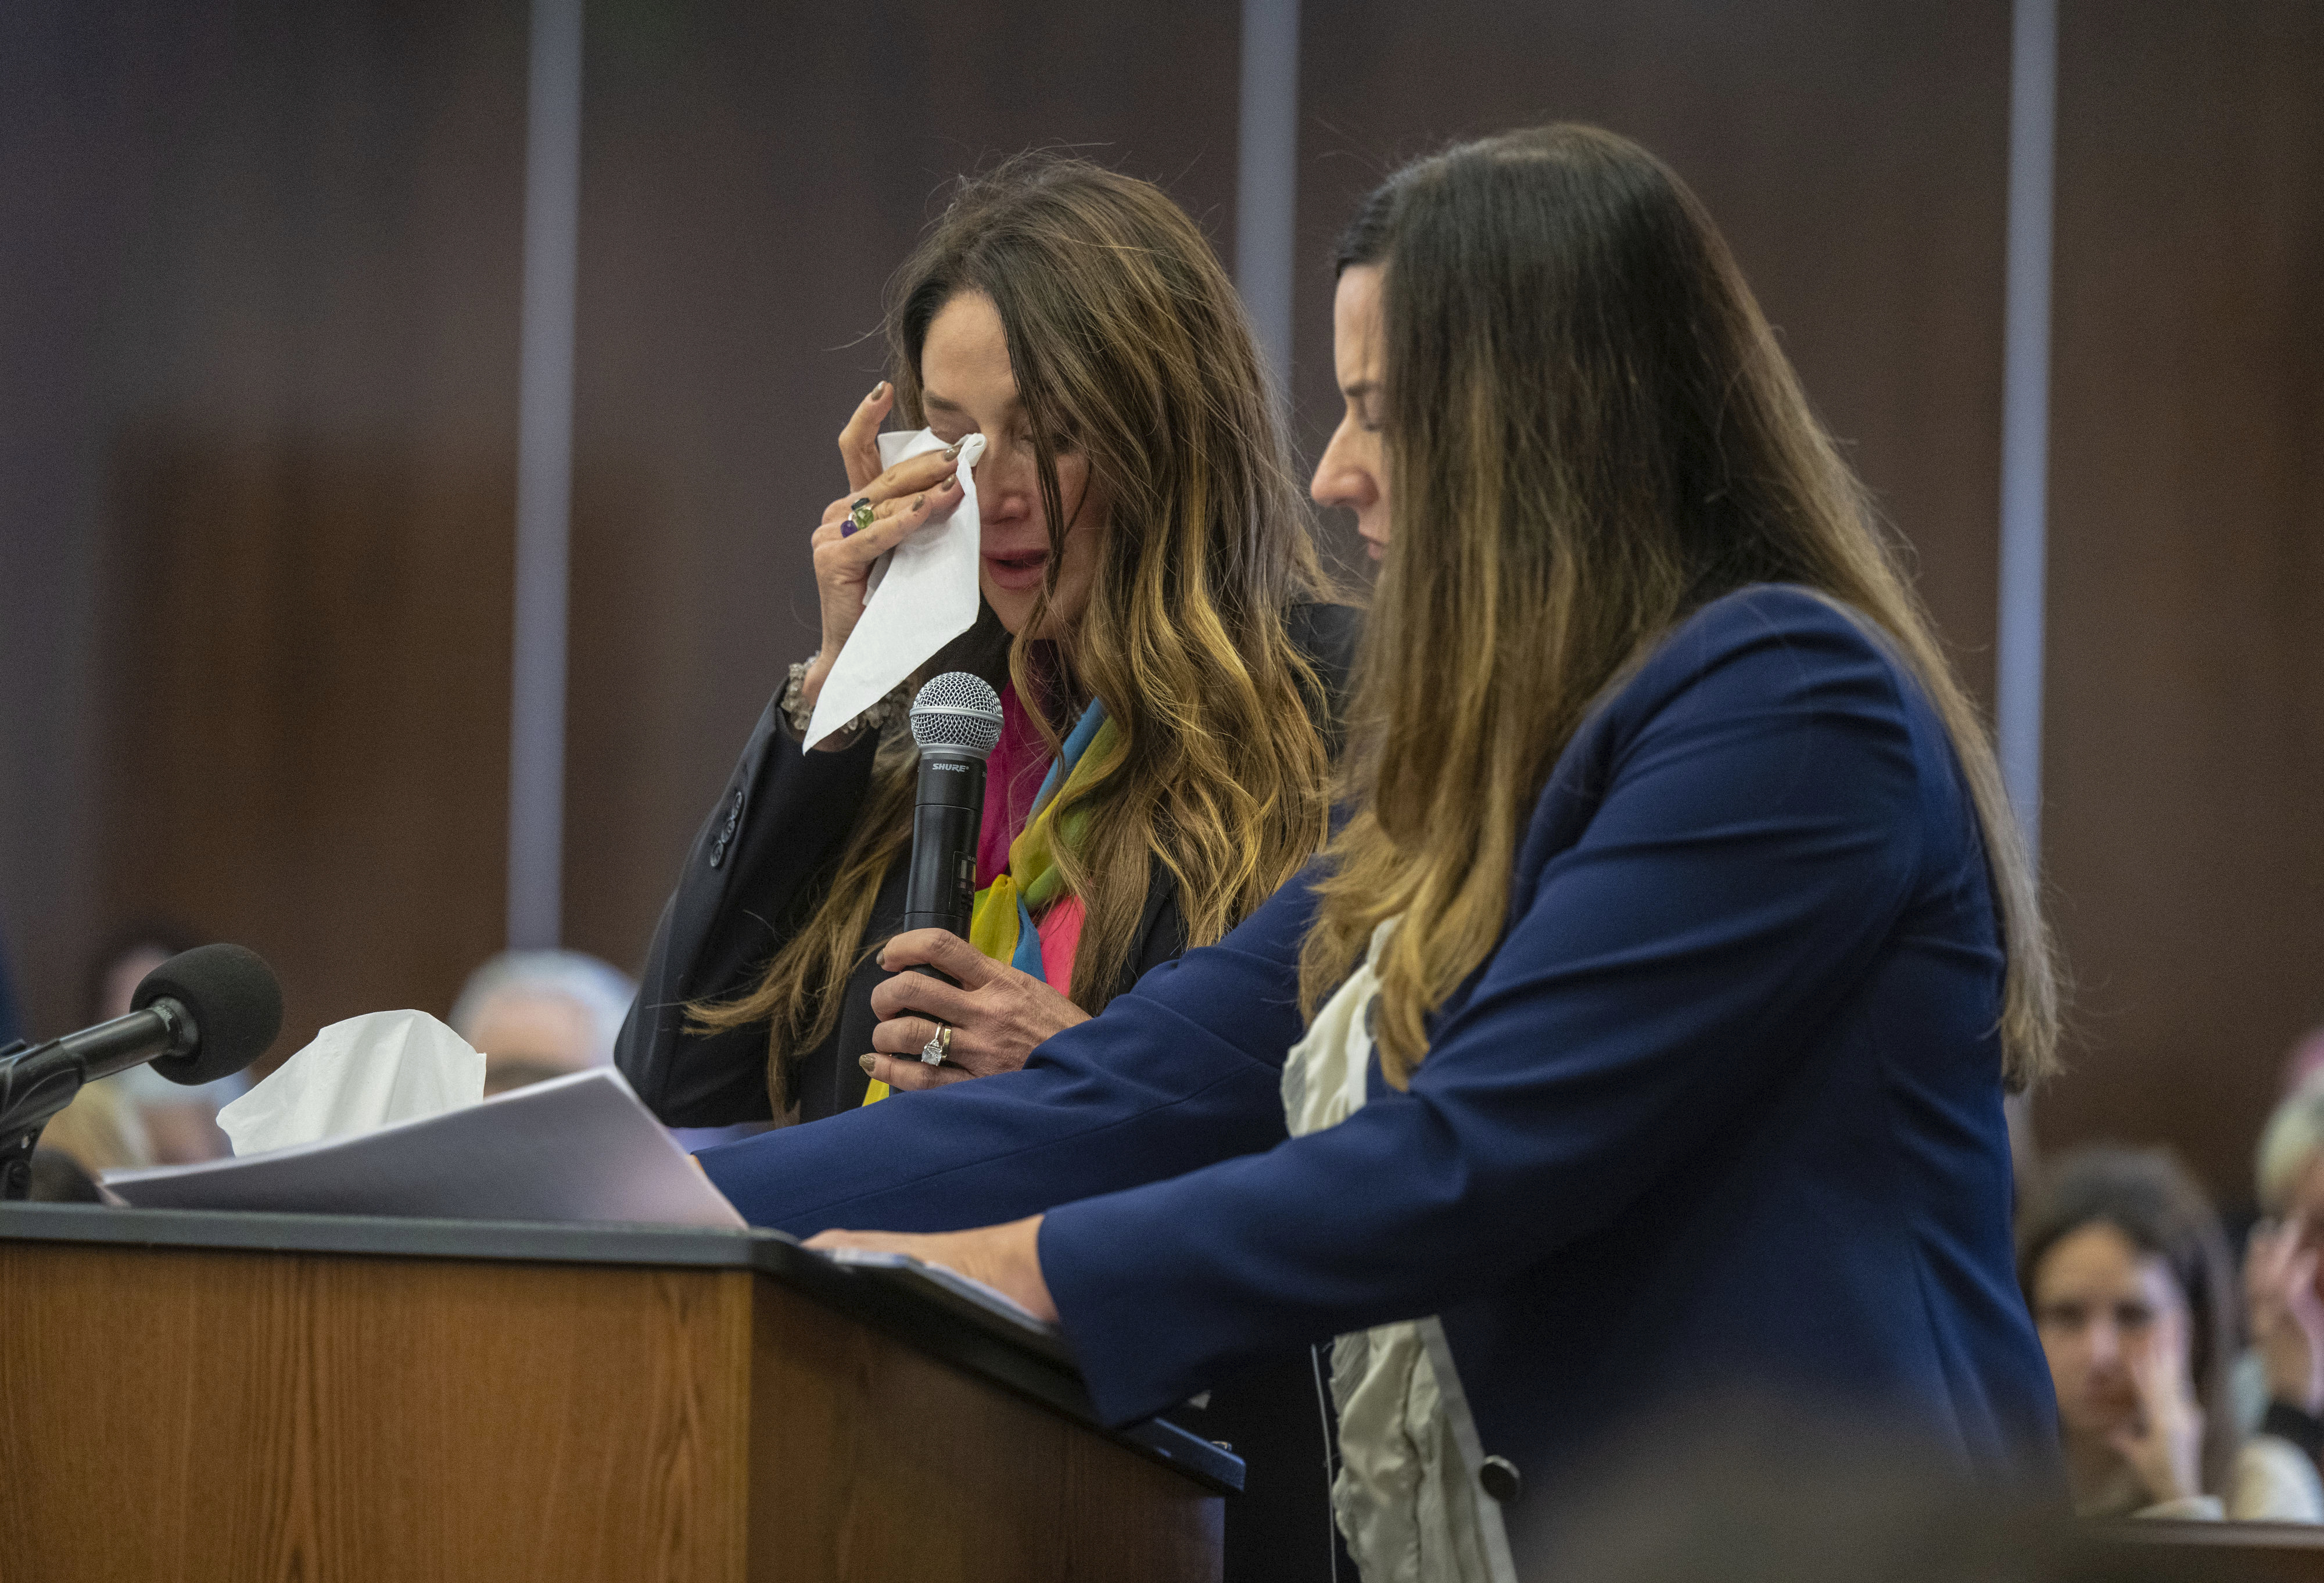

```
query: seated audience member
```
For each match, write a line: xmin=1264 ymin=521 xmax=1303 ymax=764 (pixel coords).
xmin=2020 ymin=1145 xmax=2324 ymax=1521
xmin=449 ymin=950 xmax=637 ymax=1097
xmin=2246 ymin=1074 xmax=2324 ymax=1462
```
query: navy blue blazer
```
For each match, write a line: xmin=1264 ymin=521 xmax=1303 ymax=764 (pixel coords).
xmin=700 ymin=584 xmax=2059 ymax=1494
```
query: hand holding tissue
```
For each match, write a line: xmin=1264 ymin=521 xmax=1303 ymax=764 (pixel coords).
xmin=805 ymin=428 xmax=987 ymax=748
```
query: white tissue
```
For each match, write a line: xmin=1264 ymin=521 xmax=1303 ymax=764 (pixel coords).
xmin=803 ymin=428 xmax=988 ymax=748
xmin=217 ymin=1008 xmax=486 ymax=1157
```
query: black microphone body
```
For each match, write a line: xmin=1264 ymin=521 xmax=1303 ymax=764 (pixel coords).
xmin=0 ymin=942 xmax=283 ymax=1198
xmin=897 ymin=672 xmax=1007 ymax=984
xmin=902 ymin=748 xmax=987 ymax=940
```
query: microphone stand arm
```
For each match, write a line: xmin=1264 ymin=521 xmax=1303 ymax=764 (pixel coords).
xmin=0 ymin=1038 xmax=67 ymax=1201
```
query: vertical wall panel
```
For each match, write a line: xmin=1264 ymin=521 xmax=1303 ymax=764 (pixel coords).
xmin=1290 ymin=1 xmax=2015 ymax=699
xmin=562 ymin=0 xmax=1243 ymax=977
xmin=2037 ymin=0 xmax=2324 ymax=1197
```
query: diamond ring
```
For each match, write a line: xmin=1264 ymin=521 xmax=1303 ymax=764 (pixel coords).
xmin=920 ymin=1023 xmax=953 ymax=1066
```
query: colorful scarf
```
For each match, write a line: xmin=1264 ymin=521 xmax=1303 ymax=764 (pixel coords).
xmin=863 ymin=699 xmax=1113 ymax=1105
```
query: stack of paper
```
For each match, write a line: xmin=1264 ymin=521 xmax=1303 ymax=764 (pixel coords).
xmin=102 ymin=1068 xmax=744 ymax=1230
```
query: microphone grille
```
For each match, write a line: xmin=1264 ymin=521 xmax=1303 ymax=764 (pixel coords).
xmin=910 ymin=672 xmax=1005 ymax=758
xmin=132 ymin=943 xmax=285 ymax=1087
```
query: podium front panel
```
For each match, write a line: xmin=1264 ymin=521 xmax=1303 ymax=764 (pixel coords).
xmin=0 ymin=1205 xmax=1228 ymax=1583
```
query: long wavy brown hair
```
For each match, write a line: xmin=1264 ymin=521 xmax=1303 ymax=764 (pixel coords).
xmin=1300 ymin=124 xmax=2059 ymax=1093
xmin=696 ymin=155 xmax=1337 ymax=1110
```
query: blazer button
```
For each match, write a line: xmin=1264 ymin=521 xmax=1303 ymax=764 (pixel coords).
xmin=1478 ymin=1455 xmax=1521 ymax=1505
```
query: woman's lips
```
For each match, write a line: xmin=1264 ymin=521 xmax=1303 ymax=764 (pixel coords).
xmin=982 ymin=549 xmax=1050 ymax=592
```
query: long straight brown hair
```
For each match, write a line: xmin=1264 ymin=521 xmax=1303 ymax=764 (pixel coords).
xmin=1301 ymin=124 xmax=2059 ymax=1093
xmin=696 ymin=155 xmax=1337 ymax=1109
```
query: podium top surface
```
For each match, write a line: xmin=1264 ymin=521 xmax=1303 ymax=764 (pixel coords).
xmin=0 ymin=1201 xmax=1242 ymax=1495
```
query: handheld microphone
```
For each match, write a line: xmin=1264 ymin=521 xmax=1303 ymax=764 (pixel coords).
xmin=0 ymin=943 xmax=284 ymax=1197
xmin=902 ymin=672 xmax=1006 ymax=955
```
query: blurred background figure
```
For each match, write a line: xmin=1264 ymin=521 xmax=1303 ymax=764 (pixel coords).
xmin=2242 ymin=1072 xmax=2324 ymax=1470
xmin=2018 ymin=1145 xmax=2323 ymax=1522
xmin=2277 ymin=1029 xmax=2324 ymax=1102
xmin=450 ymin=949 xmax=757 ymax=1149
xmin=448 ymin=949 xmax=634 ymax=1097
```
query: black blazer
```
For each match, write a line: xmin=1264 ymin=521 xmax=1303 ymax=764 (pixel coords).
xmin=616 ymin=602 xmax=1361 ymax=1127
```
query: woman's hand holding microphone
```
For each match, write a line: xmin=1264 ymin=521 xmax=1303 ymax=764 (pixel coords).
xmin=859 ymin=929 xmax=1092 ymax=1091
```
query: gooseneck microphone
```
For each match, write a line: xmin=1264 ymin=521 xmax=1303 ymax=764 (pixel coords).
xmin=0 ymin=942 xmax=284 ymax=1198
xmin=902 ymin=672 xmax=1006 ymax=951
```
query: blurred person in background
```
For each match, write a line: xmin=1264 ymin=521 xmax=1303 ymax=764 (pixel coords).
xmin=2243 ymin=1072 xmax=2324 ymax=1469
xmin=450 ymin=948 xmax=635 ymax=1097
xmin=453 ymin=950 xmax=755 ymax=1151
xmin=2019 ymin=1145 xmax=2323 ymax=1521
xmin=2275 ymin=1026 xmax=2324 ymax=1099
xmin=28 ymin=1068 xmax=150 ymax=1179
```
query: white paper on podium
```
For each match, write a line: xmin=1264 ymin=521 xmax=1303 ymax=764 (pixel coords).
xmin=802 ymin=428 xmax=987 ymax=748
xmin=101 ymin=1068 xmax=744 ymax=1230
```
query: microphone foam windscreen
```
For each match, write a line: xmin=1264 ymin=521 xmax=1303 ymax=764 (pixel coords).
xmin=132 ymin=943 xmax=285 ymax=1086
xmin=910 ymin=671 xmax=1005 ymax=759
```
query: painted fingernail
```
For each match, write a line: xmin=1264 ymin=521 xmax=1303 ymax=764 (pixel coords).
xmin=869 ymin=381 xmax=888 ymax=400
xmin=943 ymin=441 xmax=962 ymax=461
xmin=858 ymin=1054 xmax=877 ymax=1075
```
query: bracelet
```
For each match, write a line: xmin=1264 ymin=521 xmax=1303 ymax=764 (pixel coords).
xmin=780 ymin=655 xmax=911 ymax=743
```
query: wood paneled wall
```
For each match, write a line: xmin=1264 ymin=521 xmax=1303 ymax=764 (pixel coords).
xmin=1 ymin=0 xmax=2316 ymax=1201
xmin=0 ymin=0 xmax=528 ymax=1055
xmin=2036 ymin=0 xmax=2324 ymax=1198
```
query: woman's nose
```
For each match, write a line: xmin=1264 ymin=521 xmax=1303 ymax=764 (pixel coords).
xmin=1311 ymin=439 xmax=1371 ymax=510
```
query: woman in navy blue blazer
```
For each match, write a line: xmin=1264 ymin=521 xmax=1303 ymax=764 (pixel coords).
xmin=702 ymin=124 xmax=2063 ymax=1574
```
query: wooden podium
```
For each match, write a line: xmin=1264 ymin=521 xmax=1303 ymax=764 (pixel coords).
xmin=0 ymin=1203 xmax=1238 ymax=1582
